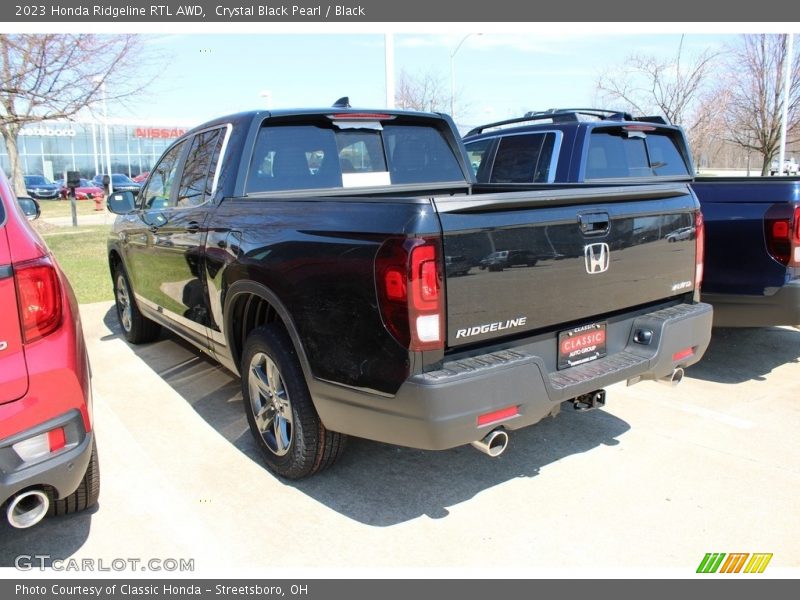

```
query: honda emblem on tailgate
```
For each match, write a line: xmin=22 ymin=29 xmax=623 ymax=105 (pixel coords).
xmin=584 ymin=243 xmax=610 ymax=274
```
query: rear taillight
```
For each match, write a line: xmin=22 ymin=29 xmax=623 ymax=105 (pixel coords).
xmin=14 ymin=256 xmax=63 ymax=344
xmin=376 ymin=237 xmax=445 ymax=352
xmin=765 ymin=205 xmax=800 ymax=267
xmin=695 ymin=210 xmax=705 ymax=289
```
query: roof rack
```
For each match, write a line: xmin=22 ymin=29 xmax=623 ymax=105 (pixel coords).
xmin=465 ymin=108 xmax=670 ymax=137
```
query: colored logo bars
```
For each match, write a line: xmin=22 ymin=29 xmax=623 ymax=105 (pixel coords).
xmin=696 ymin=552 xmax=773 ymax=574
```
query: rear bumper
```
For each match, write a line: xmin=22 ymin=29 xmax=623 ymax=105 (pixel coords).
xmin=0 ymin=410 xmax=93 ymax=504
xmin=703 ymin=279 xmax=800 ymax=327
xmin=313 ymin=302 xmax=713 ymax=450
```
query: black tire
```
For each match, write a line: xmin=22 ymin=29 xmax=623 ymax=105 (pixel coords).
xmin=113 ymin=263 xmax=161 ymax=344
xmin=241 ymin=325 xmax=347 ymax=479
xmin=48 ymin=441 xmax=100 ymax=517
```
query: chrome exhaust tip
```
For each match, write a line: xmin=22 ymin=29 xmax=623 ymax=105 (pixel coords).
xmin=471 ymin=429 xmax=509 ymax=457
xmin=660 ymin=367 xmax=685 ymax=387
xmin=6 ymin=490 xmax=50 ymax=529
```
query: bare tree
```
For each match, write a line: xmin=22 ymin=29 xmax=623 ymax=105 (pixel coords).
xmin=595 ymin=35 xmax=721 ymax=166
xmin=721 ymin=34 xmax=800 ymax=175
xmin=0 ymin=34 xmax=149 ymax=194
xmin=394 ymin=69 xmax=451 ymax=113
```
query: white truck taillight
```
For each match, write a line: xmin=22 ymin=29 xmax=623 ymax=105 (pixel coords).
xmin=376 ymin=237 xmax=445 ymax=352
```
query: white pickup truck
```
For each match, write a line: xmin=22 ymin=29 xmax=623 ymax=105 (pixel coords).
xmin=770 ymin=157 xmax=799 ymax=176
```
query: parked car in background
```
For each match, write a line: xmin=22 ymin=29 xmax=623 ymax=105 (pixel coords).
xmin=23 ymin=175 xmax=60 ymax=200
xmin=0 ymin=170 xmax=99 ymax=528
xmin=55 ymin=178 xmax=105 ymax=200
xmin=770 ymin=157 xmax=799 ymax=176
xmin=132 ymin=171 xmax=150 ymax=183
xmin=91 ymin=174 xmax=141 ymax=195
xmin=445 ymin=254 xmax=471 ymax=276
xmin=666 ymin=226 xmax=695 ymax=243
xmin=464 ymin=107 xmax=800 ymax=328
xmin=479 ymin=249 xmax=538 ymax=271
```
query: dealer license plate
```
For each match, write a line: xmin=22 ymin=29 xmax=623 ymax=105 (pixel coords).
xmin=557 ymin=322 xmax=607 ymax=370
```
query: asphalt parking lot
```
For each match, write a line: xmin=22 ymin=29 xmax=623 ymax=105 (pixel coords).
xmin=1 ymin=302 xmax=798 ymax=576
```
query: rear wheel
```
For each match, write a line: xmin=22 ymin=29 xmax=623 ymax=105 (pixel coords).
xmin=48 ymin=441 xmax=100 ymax=517
xmin=241 ymin=326 xmax=347 ymax=479
xmin=113 ymin=264 xmax=161 ymax=344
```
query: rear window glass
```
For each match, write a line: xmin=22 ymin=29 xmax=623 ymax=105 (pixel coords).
xmin=487 ymin=133 xmax=557 ymax=183
xmin=585 ymin=129 xmax=690 ymax=179
xmin=246 ymin=122 xmax=464 ymax=194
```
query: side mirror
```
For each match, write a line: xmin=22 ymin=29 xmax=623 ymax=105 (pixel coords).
xmin=107 ymin=191 xmax=136 ymax=214
xmin=17 ymin=196 xmax=41 ymax=221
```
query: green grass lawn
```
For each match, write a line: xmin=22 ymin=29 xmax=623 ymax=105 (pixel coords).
xmin=37 ymin=197 xmax=106 ymax=220
xmin=40 ymin=226 xmax=113 ymax=304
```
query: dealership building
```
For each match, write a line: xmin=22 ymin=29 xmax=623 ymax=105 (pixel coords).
xmin=0 ymin=118 xmax=196 ymax=183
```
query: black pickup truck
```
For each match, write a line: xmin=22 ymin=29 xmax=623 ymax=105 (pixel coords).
xmin=107 ymin=106 xmax=712 ymax=478
xmin=463 ymin=108 xmax=800 ymax=328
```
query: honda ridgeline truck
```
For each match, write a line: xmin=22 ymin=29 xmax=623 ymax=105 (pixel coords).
xmin=106 ymin=105 xmax=712 ymax=479
xmin=464 ymin=108 xmax=800 ymax=328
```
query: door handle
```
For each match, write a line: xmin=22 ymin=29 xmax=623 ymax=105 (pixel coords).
xmin=185 ymin=221 xmax=201 ymax=233
xmin=578 ymin=212 xmax=610 ymax=235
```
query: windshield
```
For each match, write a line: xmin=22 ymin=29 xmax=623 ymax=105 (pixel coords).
xmin=24 ymin=176 xmax=51 ymax=185
xmin=111 ymin=174 xmax=135 ymax=184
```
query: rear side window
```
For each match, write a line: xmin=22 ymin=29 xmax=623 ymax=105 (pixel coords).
xmin=585 ymin=129 xmax=690 ymax=179
xmin=246 ymin=121 xmax=464 ymax=194
xmin=488 ymin=133 xmax=557 ymax=183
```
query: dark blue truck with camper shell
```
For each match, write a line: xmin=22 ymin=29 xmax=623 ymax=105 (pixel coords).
xmin=463 ymin=108 xmax=800 ymax=328
xmin=105 ymin=105 xmax=712 ymax=479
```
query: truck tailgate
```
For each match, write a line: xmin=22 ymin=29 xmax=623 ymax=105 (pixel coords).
xmin=434 ymin=184 xmax=699 ymax=348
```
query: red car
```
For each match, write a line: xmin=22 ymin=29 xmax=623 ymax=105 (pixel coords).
xmin=0 ymin=172 xmax=98 ymax=528
xmin=57 ymin=178 xmax=105 ymax=201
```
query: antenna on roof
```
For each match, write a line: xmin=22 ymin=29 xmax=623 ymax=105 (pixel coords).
xmin=332 ymin=97 xmax=351 ymax=108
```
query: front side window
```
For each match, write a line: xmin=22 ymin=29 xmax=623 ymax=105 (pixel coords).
xmin=489 ymin=133 xmax=556 ymax=183
xmin=464 ymin=138 xmax=492 ymax=180
xmin=139 ymin=140 xmax=187 ymax=210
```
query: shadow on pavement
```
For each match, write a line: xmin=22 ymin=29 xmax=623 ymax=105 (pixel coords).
xmin=686 ymin=326 xmax=800 ymax=384
xmin=0 ymin=505 xmax=96 ymax=567
xmin=100 ymin=307 xmax=630 ymax=526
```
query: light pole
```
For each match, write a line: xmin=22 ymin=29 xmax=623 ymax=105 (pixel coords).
xmin=449 ymin=33 xmax=481 ymax=124
xmin=385 ymin=33 xmax=395 ymax=109
xmin=94 ymin=77 xmax=114 ymax=194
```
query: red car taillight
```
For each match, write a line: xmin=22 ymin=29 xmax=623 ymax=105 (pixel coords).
xmin=376 ymin=237 xmax=445 ymax=352
xmin=695 ymin=209 xmax=705 ymax=289
xmin=765 ymin=205 xmax=800 ymax=267
xmin=14 ymin=256 xmax=63 ymax=344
